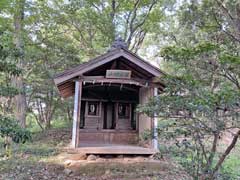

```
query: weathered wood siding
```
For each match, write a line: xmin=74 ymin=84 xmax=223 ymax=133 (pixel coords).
xmin=79 ymin=131 xmax=138 ymax=144
xmin=83 ymin=102 xmax=104 ymax=130
xmin=79 ymin=101 xmax=137 ymax=145
xmin=116 ymin=103 xmax=132 ymax=130
xmin=83 ymin=102 xmax=133 ymax=130
xmin=138 ymin=87 xmax=153 ymax=147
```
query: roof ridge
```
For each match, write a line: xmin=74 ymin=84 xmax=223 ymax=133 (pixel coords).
xmin=54 ymin=48 xmax=120 ymax=79
xmin=54 ymin=48 xmax=166 ymax=85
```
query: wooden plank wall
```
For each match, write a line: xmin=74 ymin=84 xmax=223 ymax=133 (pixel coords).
xmin=138 ymin=87 xmax=153 ymax=147
xmin=82 ymin=102 xmax=133 ymax=130
xmin=79 ymin=131 xmax=138 ymax=144
xmin=84 ymin=102 xmax=104 ymax=130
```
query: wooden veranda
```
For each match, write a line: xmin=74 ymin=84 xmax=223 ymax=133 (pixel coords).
xmin=68 ymin=143 xmax=157 ymax=155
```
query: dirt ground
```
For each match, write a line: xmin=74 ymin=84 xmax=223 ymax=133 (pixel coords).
xmin=55 ymin=152 xmax=192 ymax=180
xmin=0 ymin=128 xmax=192 ymax=180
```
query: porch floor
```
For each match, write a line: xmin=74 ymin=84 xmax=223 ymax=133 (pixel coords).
xmin=69 ymin=143 xmax=157 ymax=155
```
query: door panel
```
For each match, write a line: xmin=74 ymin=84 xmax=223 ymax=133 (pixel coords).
xmin=103 ymin=102 xmax=115 ymax=130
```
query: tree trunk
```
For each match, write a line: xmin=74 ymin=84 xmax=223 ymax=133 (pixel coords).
xmin=204 ymin=132 xmax=219 ymax=173
xmin=45 ymin=118 xmax=51 ymax=129
xmin=67 ymin=105 xmax=73 ymax=121
xmin=209 ymin=130 xmax=240 ymax=179
xmin=12 ymin=0 xmax=27 ymax=128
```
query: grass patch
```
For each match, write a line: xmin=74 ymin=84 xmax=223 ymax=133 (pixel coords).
xmin=219 ymin=143 xmax=240 ymax=179
xmin=0 ymin=123 xmax=70 ymax=179
xmin=51 ymin=118 xmax=72 ymax=129
xmin=0 ymin=119 xmax=71 ymax=171
xmin=159 ymin=142 xmax=240 ymax=179
xmin=26 ymin=115 xmax=72 ymax=133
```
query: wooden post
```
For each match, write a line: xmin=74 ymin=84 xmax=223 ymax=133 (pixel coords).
xmin=115 ymin=102 xmax=118 ymax=130
xmin=72 ymin=80 xmax=82 ymax=148
xmin=153 ymin=87 xmax=158 ymax=150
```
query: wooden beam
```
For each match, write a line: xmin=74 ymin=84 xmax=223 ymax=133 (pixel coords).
xmin=119 ymin=58 xmax=152 ymax=79
xmin=54 ymin=48 xmax=164 ymax=85
xmin=118 ymin=62 xmax=146 ymax=79
xmin=110 ymin=60 xmax=117 ymax=69
xmin=83 ymin=83 xmax=139 ymax=91
xmin=80 ymin=77 xmax=164 ymax=89
xmin=153 ymin=87 xmax=158 ymax=150
xmin=84 ymin=61 xmax=113 ymax=76
xmin=81 ymin=78 xmax=144 ymax=87
xmin=120 ymin=50 xmax=163 ymax=77
xmin=55 ymin=51 xmax=122 ymax=84
xmin=72 ymin=81 xmax=82 ymax=148
xmin=68 ymin=145 xmax=157 ymax=155
xmin=58 ymin=76 xmax=164 ymax=99
xmin=81 ymin=98 xmax=138 ymax=103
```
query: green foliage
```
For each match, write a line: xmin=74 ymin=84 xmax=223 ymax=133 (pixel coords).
xmin=0 ymin=115 xmax=31 ymax=144
xmin=0 ymin=27 xmax=31 ymax=151
xmin=140 ymin=60 xmax=240 ymax=178
xmin=140 ymin=1 xmax=240 ymax=177
xmin=161 ymin=42 xmax=220 ymax=62
xmin=0 ymin=30 xmax=22 ymax=100
xmin=219 ymin=54 xmax=240 ymax=67
xmin=0 ymin=86 xmax=19 ymax=97
xmin=1 ymin=0 xmax=240 ymax=178
xmin=140 ymin=129 xmax=153 ymax=141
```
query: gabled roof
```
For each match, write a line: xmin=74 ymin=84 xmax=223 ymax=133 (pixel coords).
xmin=54 ymin=48 xmax=165 ymax=86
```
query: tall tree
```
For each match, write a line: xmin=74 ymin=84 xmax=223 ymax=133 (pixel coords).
xmin=0 ymin=23 xmax=31 ymax=156
xmin=11 ymin=0 xmax=27 ymax=128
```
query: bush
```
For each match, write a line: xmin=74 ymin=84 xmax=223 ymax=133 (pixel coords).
xmin=0 ymin=115 xmax=31 ymax=156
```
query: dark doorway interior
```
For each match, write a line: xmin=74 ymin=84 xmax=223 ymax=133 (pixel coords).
xmin=103 ymin=102 xmax=115 ymax=129
xmin=80 ymin=101 xmax=85 ymax=129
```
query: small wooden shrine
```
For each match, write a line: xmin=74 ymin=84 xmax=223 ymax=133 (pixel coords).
xmin=54 ymin=38 xmax=165 ymax=154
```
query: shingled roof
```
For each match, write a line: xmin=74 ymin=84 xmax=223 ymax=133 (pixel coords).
xmin=53 ymin=37 xmax=166 ymax=98
xmin=54 ymin=47 xmax=164 ymax=86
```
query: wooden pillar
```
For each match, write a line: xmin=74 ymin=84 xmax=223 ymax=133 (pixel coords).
xmin=115 ymin=102 xmax=119 ymax=130
xmin=72 ymin=80 xmax=82 ymax=148
xmin=152 ymin=87 xmax=158 ymax=150
xmin=138 ymin=87 xmax=152 ymax=135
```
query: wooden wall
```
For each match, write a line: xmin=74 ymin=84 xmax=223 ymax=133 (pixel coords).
xmin=78 ymin=86 xmax=154 ymax=147
xmin=79 ymin=131 xmax=138 ymax=145
xmin=82 ymin=101 xmax=134 ymax=130
xmin=116 ymin=103 xmax=132 ymax=130
xmin=79 ymin=101 xmax=137 ymax=145
xmin=138 ymin=87 xmax=153 ymax=147
xmin=83 ymin=102 xmax=104 ymax=130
